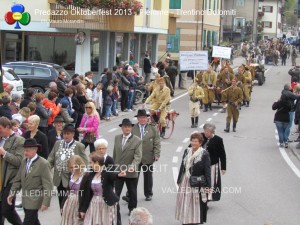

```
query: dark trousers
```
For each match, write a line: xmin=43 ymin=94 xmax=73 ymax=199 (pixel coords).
xmin=115 ymin=177 xmax=138 ymax=210
xmin=57 ymin=182 xmax=67 ymax=210
xmin=138 ymin=164 xmax=153 ymax=197
xmin=83 ymin=141 xmax=95 ymax=153
xmin=169 ymin=75 xmax=176 ymax=93
xmin=0 ymin=184 xmax=22 ymax=225
xmin=23 ymin=209 xmax=40 ymax=225
xmin=120 ymin=90 xmax=128 ymax=111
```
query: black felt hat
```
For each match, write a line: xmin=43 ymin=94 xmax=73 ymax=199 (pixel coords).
xmin=119 ymin=118 xmax=134 ymax=127
xmin=23 ymin=138 xmax=41 ymax=151
xmin=63 ymin=124 xmax=75 ymax=132
xmin=134 ymin=109 xmax=150 ymax=117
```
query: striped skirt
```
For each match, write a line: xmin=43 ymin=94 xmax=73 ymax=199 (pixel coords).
xmin=208 ymin=163 xmax=222 ymax=201
xmin=61 ymin=193 xmax=83 ymax=225
xmin=83 ymin=195 xmax=117 ymax=225
xmin=175 ymin=175 xmax=207 ymax=224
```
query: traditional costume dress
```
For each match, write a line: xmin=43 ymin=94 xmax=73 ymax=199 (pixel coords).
xmin=61 ymin=173 xmax=84 ymax=225
xmin=176 ymin=147 xmax=211 ymax=224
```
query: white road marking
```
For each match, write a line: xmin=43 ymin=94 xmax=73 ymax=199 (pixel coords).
xmin=206 ymin=118 xmax=212 ymax=122
xmin=218 ymin=109 xmax=223 ymax=112
xmin=170 ymin=92 xmax=188 ymax=103
xmin=199 ymin=124 xmax=204 ymax=129
xmin=274 ymin=130 xmax=300 ymax=179
xmin=182 ymin=138 xmax=189 ymax=143
xmin=176 ymin=146 xmax=183 ymax=153
xmin=279 ymin=147 xmax=300 ymax=179
xmin=172 ymin=156 xmax=178 ymax=163
xmin=213 ymin=113 xmax=218 ymax=116
xmin=172 ymin=167 xmax=179 ymax=187
xmin=108 ymin=128 xmax=118 ymax=133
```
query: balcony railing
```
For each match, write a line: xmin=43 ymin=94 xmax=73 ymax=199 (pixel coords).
xmin=223 ymin=25 xmax=252 ymax=35
xmin=48 ymin=3 xmax=134 ymax=32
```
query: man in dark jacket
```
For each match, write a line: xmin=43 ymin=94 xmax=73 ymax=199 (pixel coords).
xmin=20 ymin=88 xmax=35 ymax=109
xmin=143 ymin=54 xmax=151 ymax=84
xmin=56 ymin=71 xmax=68 ymax=99
xmin=0 ymin=96 xmax=12 ymax=120
xmin=165 ymin=60 xmax=178 ymax=96
xmin=281 ymin=83 xmax=300 ymax=142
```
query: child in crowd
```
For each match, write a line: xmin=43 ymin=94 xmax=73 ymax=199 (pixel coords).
xmin=104 ymin=90 xmax=113 ymax=121
xmin=93 ymin=82 xmax=103 ymax=117
xmin=86 ymin=82 xmax=93 ymax=101
xmin=11 ymin=119 xmax=23 ymax=136
xmin=60 ymin=102 xmax=74 ymax=124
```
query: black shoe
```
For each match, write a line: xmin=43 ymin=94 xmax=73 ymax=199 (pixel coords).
xmin=145 ymin=196 xmax=152 ymax=201
xmin=203 ymin=108 xmax=208 ymax=112
xmin=122 ymin=196 xmax=129 ymax=203
xmin=160 ymin=132 xmax=165 ymax=138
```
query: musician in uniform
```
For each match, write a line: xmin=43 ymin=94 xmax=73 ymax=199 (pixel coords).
xmin=218 ymin=67 xmax=235 ymax=113
xmin=144 ymin=78 xmax=171 ymax=138
xmin=196 ymin=71 xmax=204 ymax=109
xmin=243 ymin=66 xmax=252 ymax=107
xmin=202 ymin=66 xmax=217 ymax=112
xmin=222 ymin=79 xmax=243 ymax=132
xmin=188 ymin=78 xmax=204 ymax=128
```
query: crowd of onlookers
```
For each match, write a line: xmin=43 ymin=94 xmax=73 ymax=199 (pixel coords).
xmin=0 ymin=53 xmax=180 ymax=158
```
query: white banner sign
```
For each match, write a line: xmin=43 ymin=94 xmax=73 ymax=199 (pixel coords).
xmin=212 ymin=46 xmax=232 ymax=59
xmin=179 ymin=51 xmax=208 ymax=71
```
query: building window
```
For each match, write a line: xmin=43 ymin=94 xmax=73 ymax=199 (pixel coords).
xmin=202 ymin=30 xmax=207 ymax=49
xmin=169 ymin=0 xmax=181 ymax=9
xmin=212 ymin=31 xmax=218 ymax=45
xmin=236 ymin=0 xmax=245 ymax=7
xmin=214 ymin=0 xmax=216 ymax=10
xmin=217 ymin=0 xmax=219 ymax=10
xmin=207 ymin=31 xmax=212 ymax=47
xmin=166 ymin=28 xmax=180 ymax=53
xmin=154 ymin=0 xmax=162 ymax=10
xmin=263 ymin=21 xmax=272 ymax=28
xmin=263 ymin=6 xmax=273 ymax=13
xmin=209 ymin=0 xmax=211 ymax=10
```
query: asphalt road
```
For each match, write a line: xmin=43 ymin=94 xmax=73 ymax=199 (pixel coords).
xmin=6 ymin=58 xmax=300 ymax=225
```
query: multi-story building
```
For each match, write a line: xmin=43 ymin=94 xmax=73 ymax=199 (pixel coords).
xmin=258 ymin=0 xmax=284 ymax=40
xmin=221 ymin=0 xmax=258 ymax=43
xmin=0 ymin=0 xmax=176 ymax=77
xmin=158 ymin=0 xmax=221 ymax=61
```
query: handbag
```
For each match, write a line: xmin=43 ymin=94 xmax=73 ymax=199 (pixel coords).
xmin=82 ymin=114 xmax=96 ymax=144
xmin=189 ymin=165 xmax=206 ymax=188
xmin=189 ymin=175 xmax=206 ymax=188
xmin=83 ymin=132 xmax=96 ymax=144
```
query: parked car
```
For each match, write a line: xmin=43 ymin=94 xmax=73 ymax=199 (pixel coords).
xmin=2 ymin=67 xmax=24 ymax=96
xmin=4 ymin=61 xmax=71 ymax=93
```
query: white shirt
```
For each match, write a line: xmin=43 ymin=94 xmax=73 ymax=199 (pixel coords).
xmin=122 ymin=133 xmax=132 ymax=148
xmin=26 ymin=154 xmax=38 ymax=173
xmin=138 ymin=124 xmax=146 ymax=139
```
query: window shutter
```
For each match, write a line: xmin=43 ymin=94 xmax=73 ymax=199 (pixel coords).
xmin=263 ymin=7 xmax=265 ymax=12
xmin=271 ymin=6 xmax=273 ymax=13
xmin=262 ymin=22 xmax=264 ymax=28
xmin=270 ymin=22 xmax=272 ymax=28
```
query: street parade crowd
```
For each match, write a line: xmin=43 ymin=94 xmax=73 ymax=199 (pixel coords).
xmin=0 ymin=37 xmax=298 ymax=224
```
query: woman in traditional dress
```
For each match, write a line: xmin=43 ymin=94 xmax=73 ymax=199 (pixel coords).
xmin=79 ymin=152 xmax=126 ymax=225
xmin=176 ymin=132 xmax=211 ymax=225
xmin=61 ymin=155 xmax=86 ymax=225
xmin=203 ymin=123 xmax=227 ymax=201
